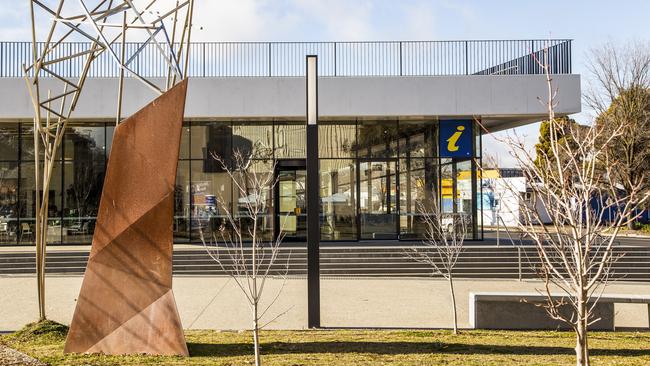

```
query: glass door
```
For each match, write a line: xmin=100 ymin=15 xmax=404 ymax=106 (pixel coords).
xmin=358 ymin=160 xmax=398 ymax=239
xmin=275 ymin=166 xmax=307 ymax=241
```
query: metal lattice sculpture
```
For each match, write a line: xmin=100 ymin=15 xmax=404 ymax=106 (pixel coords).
xmin=23 ymin=0 xmax=195 ymax=347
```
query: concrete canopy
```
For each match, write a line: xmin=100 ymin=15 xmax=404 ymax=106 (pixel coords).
xmin=0 ymin=75 xmax=580 ymax=131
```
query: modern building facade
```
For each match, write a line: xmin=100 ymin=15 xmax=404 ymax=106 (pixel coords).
xmin=0 ymin=40 xmax=580 ymax=245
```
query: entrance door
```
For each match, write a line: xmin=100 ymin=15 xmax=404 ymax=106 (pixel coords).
xmin=359 ymin=160 xmax=398 ymax=239
xmin=275 ymin=162 xmax=307 ymax=242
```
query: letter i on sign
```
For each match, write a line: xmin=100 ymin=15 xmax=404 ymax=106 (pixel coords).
xmin=446 ymin=125 xmax=465 ymax=152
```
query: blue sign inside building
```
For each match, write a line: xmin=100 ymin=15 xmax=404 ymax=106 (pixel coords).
xmin=439 ymin=120 xmax=473 ymax=158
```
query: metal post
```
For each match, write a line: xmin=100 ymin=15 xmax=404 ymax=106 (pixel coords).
xmin=306 ymin=55 xmax=320 ymax=328
xmin=116 ymin=11 xmax=126 ymax=126
xmin=496 ymin=215 xmax=500 ymax=247
xmin=333 ymin=42 xmax=336 ymax=77
xmin=517 ymin=247 xmax=522 ymax=281
xmin=465 ymin=41 xmax=469 ymax=75
xmin=399 ymin=41 xmax=402 ymax=76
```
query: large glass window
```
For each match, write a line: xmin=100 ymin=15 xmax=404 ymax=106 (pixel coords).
xmin=191 ymin=160 xmax=233 ymax=240
xmin=190 ymin=121 xmax=232 ymax=161
xmin=359 ymin=160 xmax=397 ymax=239
xmin=0 ymin=162 xmax=19 ymax=245
xmin=232 ymin=160 xmax=274 ymax=242
xmin=439 ymin=158 xmax=475 ymax=238
xmin=179 ymin=122 xmax=191 ymax=159
xmin=1 ymin=119 xmax=481 ymax=244
xmin=456 ymin=159 xmax=474 ymax=238
xmin=357 ymin=120 xmax=398 ymax=158
xmin=399 ymin=158 xmax=436 ymax=239
xmin=63 ymin=124 xmax=106 ymax=161
xmin=277 ymin=168 xmax=307 ymax=241
xmin=174 ymin=160 xmax=191 ymax=243
xmin=62 ymin=124 xmax=106 ymax=244
xmin=19 ymin=162 xmax=63 ymax=244
xmin=232 ymin=121 xmax=273 ymax=159
xmin=275 ymin=121 xmax=306 ymax=158
xmin=398 ymin=120 xmax=438 ymax=157
xmin=0 ymin=126 xmax=19 ymax=161
xmin=20 ymin=125 xmax=42 ymax=161
xmin=320 ymin=159 xmax=356 ymax=240
xmin=319 ymin=121 xmax=356 ymax=158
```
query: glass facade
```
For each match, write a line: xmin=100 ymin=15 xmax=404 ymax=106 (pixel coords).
xmin=0 ymin=119 xmax=481 ymax=245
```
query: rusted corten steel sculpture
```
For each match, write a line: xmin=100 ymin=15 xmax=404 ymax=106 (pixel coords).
xmin=64 ymin=79 xmax=189 ymax=356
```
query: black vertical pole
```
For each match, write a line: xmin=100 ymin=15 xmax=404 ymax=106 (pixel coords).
xmin=306 ymin=55 xmax=320 ymax=328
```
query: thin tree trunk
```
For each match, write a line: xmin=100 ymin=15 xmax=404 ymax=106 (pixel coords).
xmin=448 ymin=275 xmax=458 ymax=335
xmin=575 ymin=292 xmax=589 ymax=366
xmin=253 ymin=303 xmax=261 ymax=366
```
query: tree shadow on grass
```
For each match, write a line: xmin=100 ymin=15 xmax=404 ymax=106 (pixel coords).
xmin=187 ymin=342 xmax=650 ymax=358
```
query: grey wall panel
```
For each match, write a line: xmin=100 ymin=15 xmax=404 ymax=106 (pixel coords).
xmin=0 ymin=75 xmax=580 ymax=129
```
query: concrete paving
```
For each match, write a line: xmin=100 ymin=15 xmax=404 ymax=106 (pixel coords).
xmin=1 ymin=275 xmax=649 ymax=331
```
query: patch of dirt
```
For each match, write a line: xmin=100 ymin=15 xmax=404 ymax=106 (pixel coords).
xmin=0 ymin=344 xmax=46 ymax=366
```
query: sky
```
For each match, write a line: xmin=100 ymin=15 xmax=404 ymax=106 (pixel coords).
xmin=1 ymin=0 xmax=648 ymax=167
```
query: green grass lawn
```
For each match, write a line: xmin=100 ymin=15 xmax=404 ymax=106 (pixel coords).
xmin=1 ymin=321 xmax=649 ymax=365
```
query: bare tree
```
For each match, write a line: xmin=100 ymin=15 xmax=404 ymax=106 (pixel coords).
xmin=586 ymin=42 xmax=650 ymax=229
xmin=408 ymin=196 xmax=468 ymax=334
xmin=199 ymin=151 xmax=290 ymax=366
xmin=492 ymin=45 xmax=650 ymax=366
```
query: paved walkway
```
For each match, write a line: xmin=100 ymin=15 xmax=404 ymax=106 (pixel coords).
xmin=1 ymin=275 xmax=648 ymax=331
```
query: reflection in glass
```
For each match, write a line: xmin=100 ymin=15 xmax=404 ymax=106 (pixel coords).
xmin=399 ymin=158 xmax=427 ymax=239
xmin=2 ymin=119 xmax=482 ymax=244
xmin=232 ymin=160 xmax=273 ymax=242
xmin=275 ymin=122 xmax=306 ymax=158
xmin=356 ymin=120 xmax=398 ymax=158
xmin=19 ymin=162 xmax=63 ymax=244
xmin=179 ymin=123 xmax=190 ymax=159
xmin=456 ymin=159 xmax=474 ymax=238
xmin=439 ymin=159 xmax=474 ymax=238
xmin=191 ymin=121 xmax=232 ymax=161
xmin=62 ymin=161 xmax=105 ymax=244
xmin=61 ymin=124 xmax=107 ymax=243
xmin=440 ymin=159 xmax=455 ymax=214
xmin=191 ymin=160 xmax=233 ymax=241
xmin=20 ymin=125 xmax=41 ymax=161
xmin=0 ymin=125 xmax=19 ymax=161
xmin=174 ymin=160 xmax=191 ymax=242
xmin=64 ymin=124 xmax=106 ymax=161
xmin=399 ymin=120 xmax=437 ymax=157
xmin=277 ymin=169 xmax=307 ymax=241
xmin=0 ymin=162 xmax=19 ymax=244
xmin=320 ymin=159 xmax=356 ymax=240
xmin=232 ymin=121 xmax=273 ymax=159
xmin=359 ymin=160 xmax=397 ymax=239
xmin=318 ymin=122 xmax=356 ymax=158
xmin=106 ymin=125 xmax=114 ymax=157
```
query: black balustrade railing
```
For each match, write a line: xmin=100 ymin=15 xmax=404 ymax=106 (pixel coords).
xmin=0 ymin=39 xmax=572 ymax=78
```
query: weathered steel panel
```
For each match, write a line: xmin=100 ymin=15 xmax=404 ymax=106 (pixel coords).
xmin=64 ymin=79 xmax=189 ymax=356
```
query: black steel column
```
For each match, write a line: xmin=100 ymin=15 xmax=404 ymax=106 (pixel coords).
xmin=471 ymin=121 xmax=479 ymax=240
xmin=306 ymin=55 xmax=320 ymax=328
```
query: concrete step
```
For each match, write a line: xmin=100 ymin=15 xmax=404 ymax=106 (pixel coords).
xmin=0 ymin=245 xmax=649 ymax=280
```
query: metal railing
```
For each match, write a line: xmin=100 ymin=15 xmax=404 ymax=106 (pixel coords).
xmin=0 ymin=39 xmax=572 ymax=78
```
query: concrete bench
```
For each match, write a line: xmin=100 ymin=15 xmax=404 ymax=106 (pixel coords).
xmin=469 ymin=292 xmax=650 ymax=331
